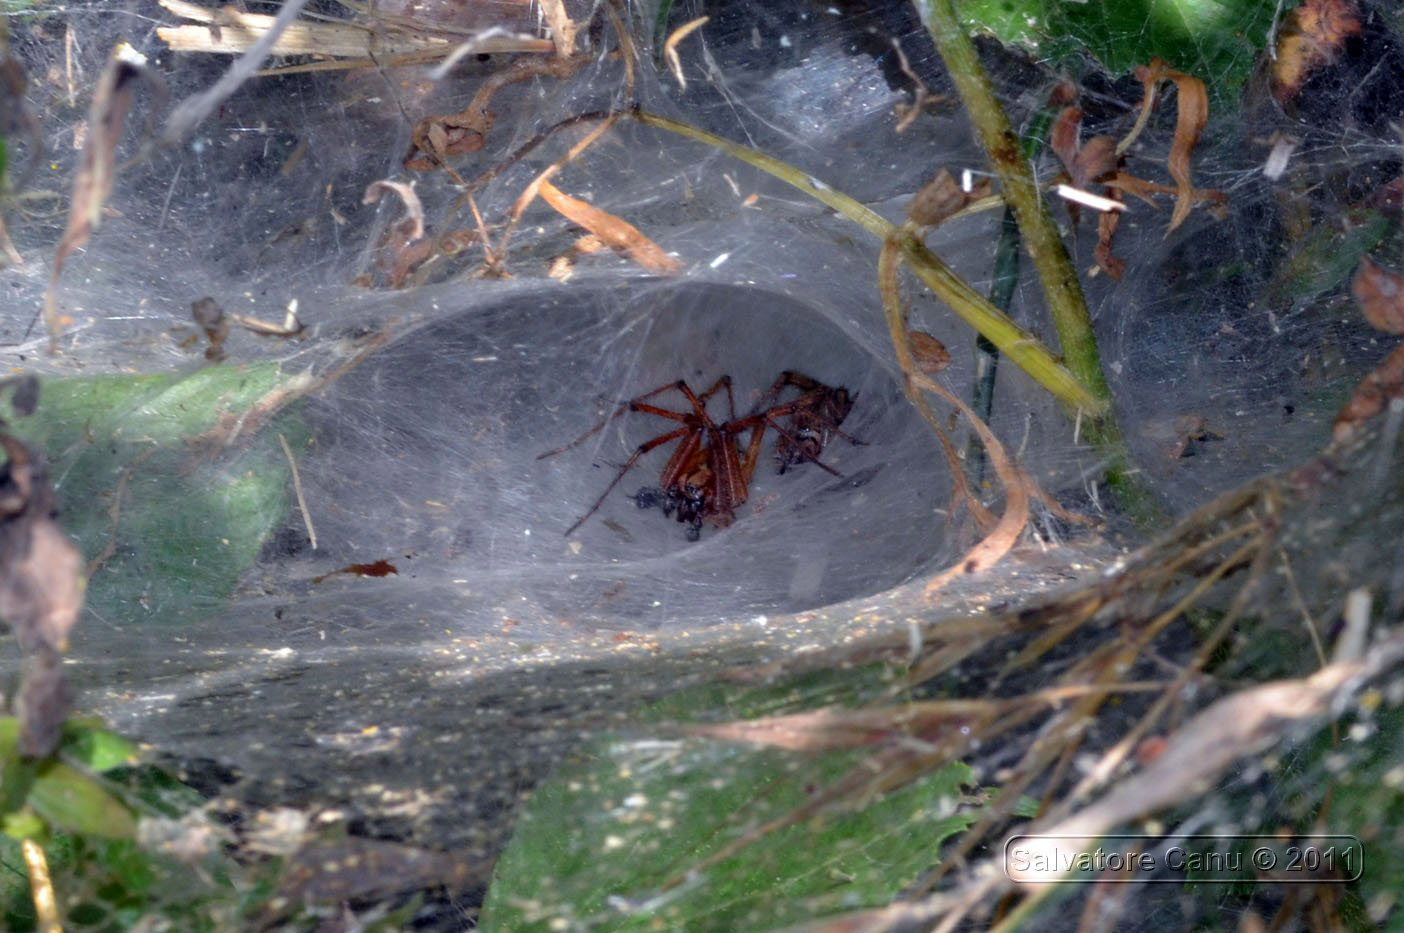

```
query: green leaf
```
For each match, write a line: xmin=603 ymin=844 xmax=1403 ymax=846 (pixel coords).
xmin=1 ymin=809 xmax=45 ymax=841
xmin=481 ymin=735 xmax=977 ymax=931
xmin=4 ymin=364 xmax=306 ymax=626
xmin=956 ymin=0 xmax=1276 ymax=95
xmin=28 ymin=762 xmax=136 ymax=840
xmin=61 ymin=722 xmax=139 ymax=774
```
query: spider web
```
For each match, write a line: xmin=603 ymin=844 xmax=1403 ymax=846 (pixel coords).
xmin=0 ymin=0 xmax=1399 ymax=927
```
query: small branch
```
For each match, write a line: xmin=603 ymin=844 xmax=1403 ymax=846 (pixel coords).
xmin=279 ymin=433 xmax=317 ymax=551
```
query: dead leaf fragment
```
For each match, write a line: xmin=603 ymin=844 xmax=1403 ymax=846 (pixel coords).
xmin=909 ymin=330 xmax=951 ymax=374
xmin=1132 ymin=60 xmax=1211 ymax=231
xmin=362 ymin=180 xmax=426 ymax=242
xmin=908 ymin=168 xmax=993 ymax=227
xmin=1050 ymin=108 xmax=1117 ymax=188
xmin=1332 ymin=343 xmax=1404 ymax=442
xmin=538 ymin=180 xmax=681 ymax=273
xmin=664 ymin=16 xmax=709 ymax=91
xmin=43 ymin=43 xmax=162 ymax=346
xmin=404 ymin=56 xmax=585 ymax=174
xmin=687 ymin=702 xmax=1000 ymax=753
xmin=1352 ymin=257 xmax=1404 ymax=334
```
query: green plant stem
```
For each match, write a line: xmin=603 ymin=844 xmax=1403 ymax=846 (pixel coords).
xmin=913 ymin=0 xmax=1108 ymax=408
xmin=969 ymin=207 xmax=1019 ymax=486
xmin=911 ymin=1 xmax=1163 ymax=526
xmin=632 ymin=109 xmax=1106 ymax=417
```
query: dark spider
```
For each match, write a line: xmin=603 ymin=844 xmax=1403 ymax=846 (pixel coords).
xmin=538 ymin=375 xmax=845 ymax=538
xmin=748 ymin=370 xmax=864 ymax=473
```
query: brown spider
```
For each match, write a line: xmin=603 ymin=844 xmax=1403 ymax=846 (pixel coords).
xmin=538 ymin=376 xmax=843 ymax=539
xmin=749 ymin=370 xmax=864 ymax=473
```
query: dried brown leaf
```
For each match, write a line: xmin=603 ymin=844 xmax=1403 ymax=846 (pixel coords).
xmin=1049 ymin=106 xmax=1082 ymax=178
xmin=43 ymin=44 xmax=160 ymax=346
xmin=538 ymin=180 xmax=682 ymax=273
xmin=362 ymin=180 xmax=426 ymax=242
xmin=909 ymin=330 xmax=951 ymax=374
xmin=1071 ymin=135 xmax=1119 ymax=188
xmin=1352 ymin=256 xmax=1404 ymax=335
xmin=1332 ymin=343 xmax=1404 ymax=442
xmin=1094 ymin=208 xmax=1124 ymax=279
xmin=908 ymin=168 xmax=993 ymax=227
xmin=404 ymin=55 xmax=584 ymax=174
xmin=1017 ymin=642 xmax=1403 ymax=880
xmin=1134 ymin=59 xmax=1210 ymax=232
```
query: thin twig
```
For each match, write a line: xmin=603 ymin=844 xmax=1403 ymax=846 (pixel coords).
xmin=279 ymin=433 xmax=317 ymax=551
xmin=161 ymin=0 xmax=312 ymax=145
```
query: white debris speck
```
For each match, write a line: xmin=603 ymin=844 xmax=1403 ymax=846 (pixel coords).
xmin=709 ymin=252 xmax=731 ymax=269
xmin=604 ymin=834 xmax=626 ymax=851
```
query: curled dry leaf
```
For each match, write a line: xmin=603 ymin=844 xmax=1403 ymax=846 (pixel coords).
xmin=1134 ymin=59 xmax=1211 ymax=232
xmin=43 ymin=43 xmax=163 ymax=346
xmin=1050 ymin=107 xmax=1125 ymax=277
xmin=1049 ymin=108 xmax=1117 ymax=188
xmin=1332 ymin=343 xmax=1404 ymax=443
xmin=909 ymin=330 xmax=951 ymax=374
xmin=1271 ymin=0 xmax=1362 ymax=105
xmin=907 ymin=168 xmax=993 ymax=227
xmin=363 ymin=180 xmax=432 ymax=287
xmin=0 ymin=425 xmax=85 ymax=757
xmin=362 ymin=180 xmax=426 ymax=242
xmin=663 ymin=16 xmax=709 ymax=91
xmin=538 ymin=180 xmax=681 ymax=273
xmin=404 ymin=56 xmax=585 ymax=174
xmin=1352 ymin=256 xmax=1404 ymax=334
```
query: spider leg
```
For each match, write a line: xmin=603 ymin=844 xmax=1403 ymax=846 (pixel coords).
xmin=764 ymin=414 xmax=843 ymax=476
xmin=561 ymin=424 xmax=692 ymax=536
xmin=726 ymin=404 xmax=845 ymax=478
xmin=538 ymin=380 xmax=699 ymax=460
xmin=695 ymin=374 xmax=736 ymax=422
